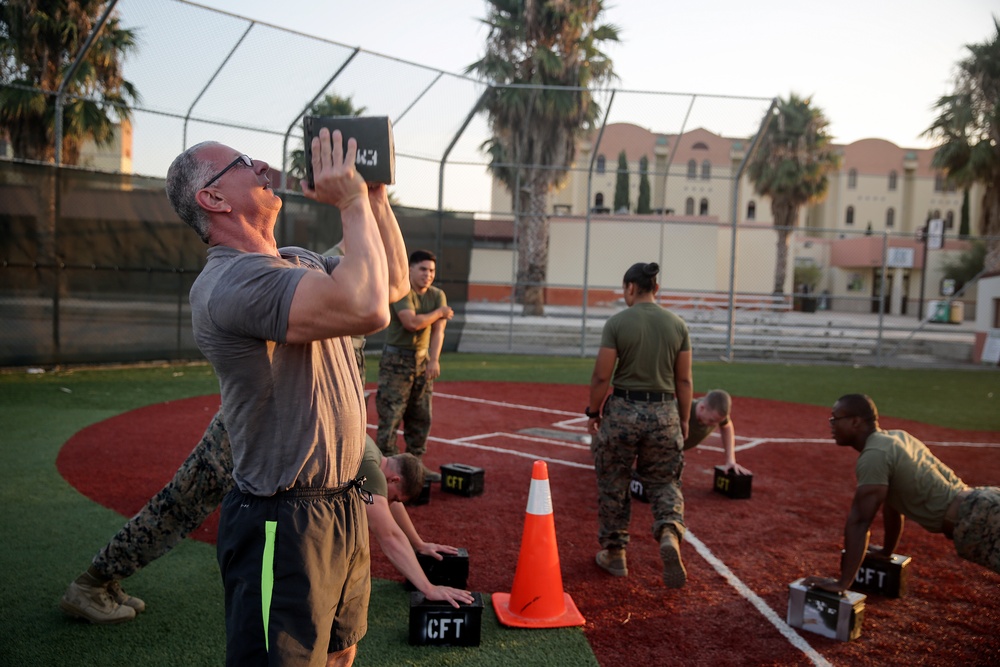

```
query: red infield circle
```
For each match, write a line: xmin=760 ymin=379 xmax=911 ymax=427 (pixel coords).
xmin=57 ymin=382 xmax=1000 ymax=666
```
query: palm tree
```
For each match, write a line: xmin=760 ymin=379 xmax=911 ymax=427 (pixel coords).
xmin=467 ymin=0 xmax=620 ymax=315
xmin=637 ymin=156 xmax=652 ymax=214
xmin=924 ymin=17 xmax=1000 ymax=273
xmin=0 ymin=0 xmax=140 ymax=164
xmin=747 ymin=94 xmax=840 ymax=294
xmin=287 ymin=92 xmax=366 ymax=183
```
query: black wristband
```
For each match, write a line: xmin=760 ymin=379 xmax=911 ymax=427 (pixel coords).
xmin=584 ymin=406 xmax=601 ymax=419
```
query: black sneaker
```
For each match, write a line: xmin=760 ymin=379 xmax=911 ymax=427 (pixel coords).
xmin=423 ymin=465 xmax=442 ymax=483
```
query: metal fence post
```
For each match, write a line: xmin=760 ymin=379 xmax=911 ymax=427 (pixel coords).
xmin=725 ymin=98 xmax=778 ymax=361
xmin=581 ymin=90 xmax=615 ymax=357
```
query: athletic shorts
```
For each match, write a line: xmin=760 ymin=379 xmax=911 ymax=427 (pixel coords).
xmin=217 ymin=486 xmax=371 ymax=666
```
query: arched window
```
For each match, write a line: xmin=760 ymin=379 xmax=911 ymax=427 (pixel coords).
xmin=946 ymin=210 xmax=955 ymax=229
xmin=594 ymin=193 xmax=604 ymax=208
xmin=687 ymin=159 xmax=697 ymax=179
xmin=933 ymin=209 xmax=941 ymax=219
xmin=848 ymin=169 xmax=857 ymax=189
xmin=886 ymin=208 xmax=895 ymax=228
xmin=846 ymin=206 xmax=855 ymax=225
xmin=692 ymin=142 xmax=709 ymax=150
xmin=701 ymin=160 xmax=711 ymax=180
xmin=934 ymin=174 xmax=944 ymax=192
xmin=747 ymin=201 xmax=756 ymax=220
xmin=596 ymin=155 xmax=606 ymax=174
xmin=888 ymin=170 xmax=897 ymax=191
xmin=685 ymin=197 xmax=695 ymax=215
xmin=699 ymin=198 xmax=709 ymax=216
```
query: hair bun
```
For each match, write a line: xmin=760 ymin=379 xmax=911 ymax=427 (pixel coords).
xmin=644 ymin=263 xmax=660 ymax=276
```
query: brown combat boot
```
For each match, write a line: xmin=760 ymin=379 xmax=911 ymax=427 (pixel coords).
xmin=59 ymin=573 xmax=135 ymax=624
xmin=595 ymin=547 xmax=628 ymax=577
xmin=659 ymin=528 xmax=687 ymax=588
xmin=107 ymin=579 xmax=146 ymax=613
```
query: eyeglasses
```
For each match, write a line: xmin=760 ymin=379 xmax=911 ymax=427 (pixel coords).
xmin=202 ymin=154 xmax=253 ymax=189
xmin=828 ymin=415 xmax=854 ymax=424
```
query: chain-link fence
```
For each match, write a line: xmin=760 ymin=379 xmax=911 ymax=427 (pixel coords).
xmin=1 ymin=0 xmax=989 ymax=367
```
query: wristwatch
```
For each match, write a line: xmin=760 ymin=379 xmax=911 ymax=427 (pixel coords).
xmin=584 ymin=406 xmax=601 ymax=419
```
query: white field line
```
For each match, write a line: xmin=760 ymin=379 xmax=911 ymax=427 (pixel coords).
xmin=435 ymin=391 xmax=580 ymax=416
xmin=684 ymin=531 xmax=832 ymax=667
xmin=459 ymin=431 xmax=591 ymax=451
xmin=427 ymin=434 xmax=594 ymax=470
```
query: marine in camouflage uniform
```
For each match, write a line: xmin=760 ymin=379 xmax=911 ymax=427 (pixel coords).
xmin=809 ymin=393 xmax=1000 ymax=595
xmin=587 ymin=261 xmax=693 ymax=588
xmin=90 ymin=411 xmax=233 ymax=580
xmin=374 ymin=250 xmax=452 ymax=464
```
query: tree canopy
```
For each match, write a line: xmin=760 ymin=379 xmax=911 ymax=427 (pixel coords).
xmin=925 ymin=17 xmax=1000 ymax=273
xmin=637 ymin=155 xmax=651 ymax=214
xmin=467 ymin=0 xmax=619 ymax=314
xmin=613 ymin=150 xmax=630 ymax=212
xmin=747 ymin=94 xmax=840 ymax=293
xmin=0 ymin=0 xmax=140 ymax=165
xmin=287 ymin=92 xmax=366 ymax=184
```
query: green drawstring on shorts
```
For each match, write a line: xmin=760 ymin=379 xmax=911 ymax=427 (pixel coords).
xmin=262 ymin=520 xmax=277 ymax=651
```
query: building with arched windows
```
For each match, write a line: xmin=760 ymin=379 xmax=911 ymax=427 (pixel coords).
xmin=481 ymin=122 xmax=983 ymax=318
xmin=489 ymin=123 xmax=976 ymax=235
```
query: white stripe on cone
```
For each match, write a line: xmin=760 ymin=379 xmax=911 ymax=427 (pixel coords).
xmin=525 ymin=477 xmax=553 ymax=516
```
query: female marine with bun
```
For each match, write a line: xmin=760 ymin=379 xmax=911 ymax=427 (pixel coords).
xmin=586 ymin=262 xmax=693 ymax=588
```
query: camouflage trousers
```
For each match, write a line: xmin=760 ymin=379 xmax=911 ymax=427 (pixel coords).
xmin=374 ymin=348 xmax=432 ymax=457
xmin=953 ymin=486 xmax=1000 ymax=575
xmin=591 ymin=395 xmax=685 ymax=550
xmin=352 ymin=337 xmax=366 ymax=380
xmin=91 ymin=410 xmax=233 ymax=580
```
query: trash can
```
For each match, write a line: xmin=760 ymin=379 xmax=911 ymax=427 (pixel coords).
xmin=926 ymin=300 xmax=950 ymax=323
xmin=948 ymin=301 xmax=964 ymax=324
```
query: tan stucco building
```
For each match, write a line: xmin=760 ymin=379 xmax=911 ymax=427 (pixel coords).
xmin=479 ymin=123 xmax=983 ymax=318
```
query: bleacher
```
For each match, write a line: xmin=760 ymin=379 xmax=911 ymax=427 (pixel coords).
xmin=655 ymin=290 xmax=794 ymax=325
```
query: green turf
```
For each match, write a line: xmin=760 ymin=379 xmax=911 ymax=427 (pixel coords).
xmin=0 ymin=356 xmax=996 ymax=665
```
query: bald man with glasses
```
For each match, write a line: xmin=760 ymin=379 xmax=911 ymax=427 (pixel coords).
xmin=804 ymin=393 xmax=1000 ymax=595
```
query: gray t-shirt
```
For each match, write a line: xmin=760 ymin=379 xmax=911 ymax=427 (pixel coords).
xmin=190 ymin=245 xmax=365 ymax=496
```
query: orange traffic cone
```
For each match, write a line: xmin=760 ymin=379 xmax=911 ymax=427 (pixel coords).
xmin=492 ymin=460 xmax=585 ymax=628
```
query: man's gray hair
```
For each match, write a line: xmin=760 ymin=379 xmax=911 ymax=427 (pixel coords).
xmin=165 ymin=141 xmax=217 ymax=244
